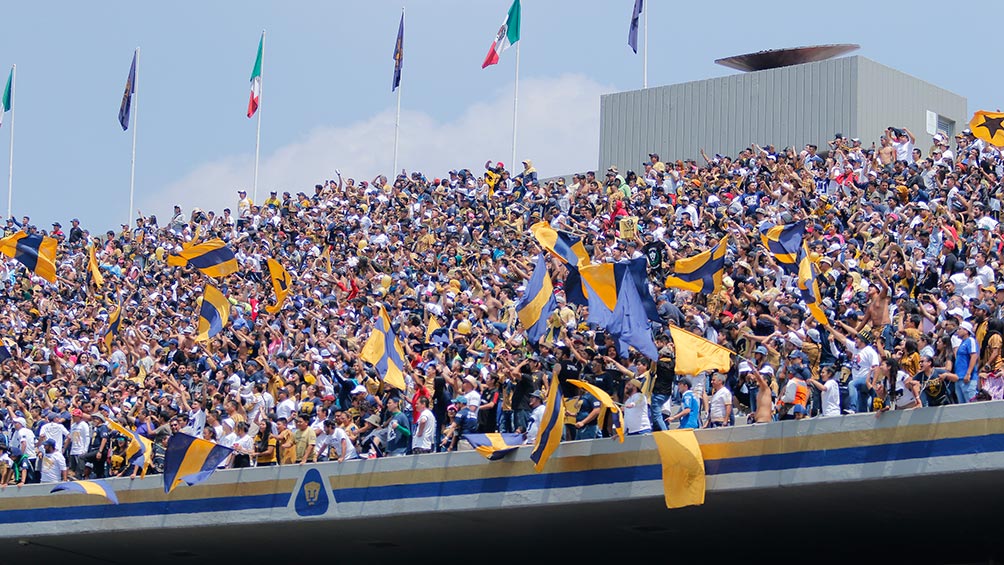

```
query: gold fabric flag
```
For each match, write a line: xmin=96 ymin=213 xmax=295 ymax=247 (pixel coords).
xmin=970 ymin=111 xmax=1004 ymax=147
xmin=652 ymin=429 xmax=706 ymax=509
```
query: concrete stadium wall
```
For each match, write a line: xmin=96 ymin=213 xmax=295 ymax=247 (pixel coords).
xmin=598 ymin=56 xmax=967 ymax=173
xmin=1 ymin=402 xmax=1002 ymax=537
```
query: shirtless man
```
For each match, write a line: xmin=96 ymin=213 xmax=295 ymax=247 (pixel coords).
xmin=876 ymin=137 xmax=896 ymax=168
xmin=858 ymin=275 xmax=892 ymax=347
xmin=752 ymin=369 xmax=774 ymax=423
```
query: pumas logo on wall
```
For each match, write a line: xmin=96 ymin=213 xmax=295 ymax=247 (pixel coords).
xmin=294 ymin=468 xmax=329 ymax=516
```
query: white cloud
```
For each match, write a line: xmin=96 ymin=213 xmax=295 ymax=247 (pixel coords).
xmin=141 ymin=73 xmax=614 ymax=218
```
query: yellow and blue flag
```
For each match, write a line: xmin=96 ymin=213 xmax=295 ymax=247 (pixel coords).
xmin=265 ymin=258 xmax=291 ymax=314
xmin=392 ymin=11 xmax=404 ymax=91
xmin=760 ymin=220 xmax=805 ymax=274
xmin=664 ymin=235 xmax=728 ymax=295
xmin=88 ymin=244 xmax=104 ymax=287
xmin=568 ymin=379 xmax=624 ymax=442
xmin=104 ymin=417 xmax=152 ymax=478
xmin=360 ymin=304 xmax=407 ymax=391
xmin=50 ymin=480 xmax=119 ymax=504
xmin=119 ymin=49 xmax=137 ymax=131
xmin=464 ymin=433 xmax=525 ymax=460
xmin=103 ymin=304 xmax=122 ymax=350
xmin=530 ymin=373 xmax=563 ymax=472
xmin=530 ymin=221 xmax=591 ymax=267
xmin=0 ymin=230 xmax=58 ymax=283
xmin=628 ymin=0 xmax=643 ymax=53
xmin=578 ymin=259 xmax=659 ymax=360
xmin=516 ymin=254 xmax=558 ymax=344
xmin=798 ymin=245 xmax=829 ymax=325
xmin=167 ymin=239 xmax=238 ymax=278
xmin=196 ymin=285 xmax=230 ymax=342
xmin=163 ymin=433 xmax=234 ymax=493
xmin=669 ymin=324 xmax=732 ymax=376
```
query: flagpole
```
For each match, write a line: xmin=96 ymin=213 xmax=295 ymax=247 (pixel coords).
xmin=253 ymin=30 xmax=264 ymax=207
xmin=128 ymin=49 xmax=139 ymax=226
xmin=392 ymin=7 xmax=403 ymax=177
xmin=6 ymin=64 xmax=15 ymax=220
xmin=642 ymin=3 xmax=648 ymax=88
xmin=511 ymin=41 xmax=519 ymax=175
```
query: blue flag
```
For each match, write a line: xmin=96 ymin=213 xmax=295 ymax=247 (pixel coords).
xmin=628 ymin=0 xmax=643 ymax=53
xmin=119 ymin=50 xmax=137 ymax=131
xmin=392 ymin=12 xmax=404 ymax=91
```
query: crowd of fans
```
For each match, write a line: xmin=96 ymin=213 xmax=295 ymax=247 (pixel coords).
xmin=0 ymin=124 xmax=1002 ymax=486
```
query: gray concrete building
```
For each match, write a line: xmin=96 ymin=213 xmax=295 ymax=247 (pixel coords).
xmin=598 ymin=55 xmax=967 ymax=173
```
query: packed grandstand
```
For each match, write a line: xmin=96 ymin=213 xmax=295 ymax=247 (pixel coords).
xmin=0 ymin=124 xmax=1001 ymax=485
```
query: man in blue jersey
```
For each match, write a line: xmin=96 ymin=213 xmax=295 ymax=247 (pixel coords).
xmin=667 ymin=377 xmax=701 ymax=429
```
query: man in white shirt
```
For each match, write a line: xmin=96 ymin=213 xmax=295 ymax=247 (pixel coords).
xmin=39 ymin=439 xmax=67 ymax=483
xmin=837 ymin=329 xmax=880 ymax=414
xmin=412 ymin=397 xmax=436 ymax=454
xmin=707 ymin=373 xmax=733 ymax=427
xmin=462 ymin=376 xmax=482 ymax=416
xmin=12 ymin=417 xmax=36 ymax=480
xmin=276 ymin=389 xmax=296 ymax=422
xmin=39 ymin=412 xmax=70 ymax=453
xmin=524 ymin=391 xmax=546 ymax=445
xmin=622 ymin=378 xmax=652 ymax=435
xmin=68 ymin=409 xmax=91 ymax=479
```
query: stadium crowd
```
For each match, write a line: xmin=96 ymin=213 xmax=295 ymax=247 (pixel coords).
xmin=1 ymin=124 xmax=1003 ymax=485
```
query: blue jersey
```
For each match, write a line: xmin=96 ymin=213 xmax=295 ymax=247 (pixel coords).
xmin=680 ymin=390 xmax=701 ymax=429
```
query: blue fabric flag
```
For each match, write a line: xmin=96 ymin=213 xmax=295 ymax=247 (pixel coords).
xmin=628 ymin=0 xmax=643 ymax=53
xmin=392 ymin=12 xmax=404 ymax=91
xmin=119 ymin=50 xmax=137 ymax=131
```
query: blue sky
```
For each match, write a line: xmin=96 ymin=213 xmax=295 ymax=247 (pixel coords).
xmin=0 ymin=1 xmax=997 ymax=231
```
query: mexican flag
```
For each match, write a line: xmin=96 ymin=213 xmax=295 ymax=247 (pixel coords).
xmin=247 ymin=34 xmax=263 ymax=118
xmin=482 ymin=0 xmax=520 ymax=69
xmin=0 ymin=67 xmax=12 ymax=127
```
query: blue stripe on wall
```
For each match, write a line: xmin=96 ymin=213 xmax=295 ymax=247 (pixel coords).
xmin=0 ymin=492 xmax=291 ymax=525
xmin=333 ymin=433 xmax=1004 ymax=503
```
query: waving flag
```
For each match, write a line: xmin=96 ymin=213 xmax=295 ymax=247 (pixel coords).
xmin=628 ymin=0 xmax=643 ymax=53
xmin=166 ymin=239 xmax=238 ymax=278
xmin=0 ymin=231 xmax=57 ymax=282
xmin=465 ymin=433 xmax=525 ymax=460
xmin=568 ymin=379 xmax=624 ymax=442
xmin=50 ymin=480 xmax=119 ymax=504
xmin=247 ymin=32 xmax=264 ymax=118
xmin=103 ymin=303 xmax=122 ymax=350
xmin=797 ymin=245 xmax=829 ymax=325
xmin=196 ymin=285 xmax=230 ymax=342
xmin=360 ymin=304 xmax=407 ymax=390
xmin=653 ymin=429 xmax=706 ymax=509
xmin=0 ymin=66 xmax=11 ymax=127
xmin=530 ymin=373 xmax=563 ymax=472
xmin=104 ymin=417 xmax=152 ymax=477
xmin=163 ymin=433 xmax=234 ymax=493
xmin=392 ymin=11 xmax=404 ymax=91
xmin=88 ymin=245 xmax=105 ymax=287
xmin=119 ymin=50 xmax=137 ymax=131
xmin=760 ymin=220 xmax=805 ymax=275
xmin=669 ymin=324 xmax=732 ymax=376
xmin=530 ymin=221 xmax=590 ymax=267
xmin=516 ymin=254 xmax=558 ymax=344
xmin=664 ymin=235 xmax=729 ymax=295
xmin=970 ymin=110 xmax=1004 ymax=147
xmin=265 ymin=258 xmax=291 ymax=314
xmin=482 ymin=0 xmax=521 ymax=68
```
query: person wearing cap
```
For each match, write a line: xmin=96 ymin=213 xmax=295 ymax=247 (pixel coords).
xmin=622 ymin=378 xmax=652 ymax=435
xmin=275 ymin=388 xmax=297 ymax=423
xmin=443 ymin=395 xmax=477 ymax=451
xmin=524 ymin=390 xmax=546 ymax=445
xmin=667 ymin=377 xmax=701 ymax=429
xmin=954 ymin=321 xmax=979 ymax=404
xmin=830 ymin=326 xmax=880 ymax=414
xmin=461 ymin=374 xmax=482 ymax=415
xmin=39 ymin=438 xmax=67 ymax=483
xmin=778 ymin=351 xmax=810 ymax=421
